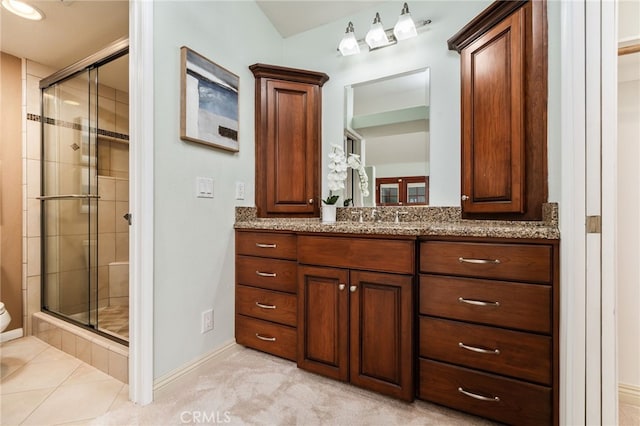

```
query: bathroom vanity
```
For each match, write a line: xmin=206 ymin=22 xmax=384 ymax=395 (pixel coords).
xmin=239 ymin=1 xmax=556 ymax=423
xmin=234 ymin=205 xmax=560 ymax=425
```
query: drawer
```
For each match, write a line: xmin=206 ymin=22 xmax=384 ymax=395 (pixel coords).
xmin=420 ymin=317 xmax=552 ymax=385
xmin=236 ymin=255 xmax=297 ymax=293
xmin=419 ymin=275 xmax=552 ymax=333
xmin=235 ymin=315 xmax=296 ymax=361
xmin=418 ymin=359 xmax=551 ymax=426
xmin=298 ymin=235 xmax=414 ymax=274
xmin=236 ymin=231 xmax=297 ymax=259
xmin=420 ymin=241 xmax=552 ymax=283
xmin=236 ymin=285 xmax=297 ymax=327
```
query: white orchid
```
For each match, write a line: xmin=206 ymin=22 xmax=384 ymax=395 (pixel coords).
xmin=327 ymin=144 xmax=348 ymax=192
xmin=325 ymin=144 xmax=370 ymax=203
xmin=347 ymin=153 xmax=370 ymax=197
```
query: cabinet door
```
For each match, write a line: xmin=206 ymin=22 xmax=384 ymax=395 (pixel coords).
xmin=461 ymin=8 xmax=525 ymax=213
xmin=264 ymin=80 xmax=319 ymax=216
xmin=349 ymin=270 xmax=414 ymax=401
xmin=297 ymin=265 xmax=349 ymax=381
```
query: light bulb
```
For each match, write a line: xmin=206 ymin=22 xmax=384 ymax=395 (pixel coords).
xmin=338 ymin=22 xmax=360 ymax=56
xmin=365 ymin=13 xmax=390 ymax=49
xmin=393 ymin=3 xmax=417 ymax=41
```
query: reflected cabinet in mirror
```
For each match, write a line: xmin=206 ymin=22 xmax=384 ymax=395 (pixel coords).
xmin=344 ymin=68 xmax=430 ymax=207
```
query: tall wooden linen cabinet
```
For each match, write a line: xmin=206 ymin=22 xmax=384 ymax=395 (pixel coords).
xmin=250 ymin=64 xmax=329 ymax=218
xmin=448 ymin=0 xmax=548 ymax=220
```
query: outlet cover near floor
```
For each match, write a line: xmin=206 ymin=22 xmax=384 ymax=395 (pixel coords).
xmin=201 ymin=309 xmax=213 ymax=333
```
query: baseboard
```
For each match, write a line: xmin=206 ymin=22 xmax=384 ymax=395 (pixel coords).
xmin=153 ymin=339 xmax=237 ymax=393
xmin=0 ymin=328 xmax=24 ymax=343
xmin=619 ymin=383 xmax=640 ymax=407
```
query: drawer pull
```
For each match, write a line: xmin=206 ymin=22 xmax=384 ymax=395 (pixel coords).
xmin=457 ymin=387 xmax=500 ymax=402
xmin=255 ymin=333 xmax=276 ymax=342
xmin=255 ymin=302 xmax=276 ymax=310
xmin=256 ymin=271 xmax=277 ymax=278
xmin=458 ymin=257 xmax=501 ymax=265
xmin=458 ymin=342 xmax=501 ymax=355
xmin=458 ymin=297 xmax=500 ymax=307
xmin=256 ymin=243 xmax=277 ymax=249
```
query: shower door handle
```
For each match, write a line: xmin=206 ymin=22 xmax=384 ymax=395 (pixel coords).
xmin=123 ymin=213 xmax=132 ymax=225
xmin=36 ymin=194 xmax=101 ymax=200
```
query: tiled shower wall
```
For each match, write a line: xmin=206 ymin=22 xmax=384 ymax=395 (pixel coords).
xmin=23 ymin=60 xmax=54 ymax=336
xmin=96 ymin=81 xmax=130 ymax=309
xmin=22 ymin=59 xmax=129 ymax=334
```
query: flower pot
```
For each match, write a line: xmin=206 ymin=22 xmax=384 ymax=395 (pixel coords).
xmin=322 ymin=205 xmax=337 ymax=224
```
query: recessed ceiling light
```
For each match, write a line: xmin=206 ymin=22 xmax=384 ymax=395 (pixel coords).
xmin=1 ymin=0 xmax=45 ymax=21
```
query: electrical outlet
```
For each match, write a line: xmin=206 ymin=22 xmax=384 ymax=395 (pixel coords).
xmin=235 ymin=181 xmax=245 ymax=200
xmin=201 ymin=309 xmax=213 ymax=333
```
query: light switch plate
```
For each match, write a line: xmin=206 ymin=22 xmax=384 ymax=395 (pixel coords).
xmin=196 ymin=177 xmax=214 ymax=198
xmin=235 ymin=182 xmax=245 ymax=200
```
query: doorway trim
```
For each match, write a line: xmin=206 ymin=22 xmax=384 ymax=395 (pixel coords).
xmin=128 ymin=0 xmax=154 ymax=405
xmin=560 ymin=0 xmax=618 ymax=423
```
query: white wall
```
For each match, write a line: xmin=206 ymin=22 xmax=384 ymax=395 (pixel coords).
xmin=617 ymin=67 xmax=640 ymax=392
xmin=617 ymin=0 xmax=640 ymax=395
xmin=281 ymin=0 xmax=562 ymax=206
xmin=152 ymin=1 xmax=282 ymax=378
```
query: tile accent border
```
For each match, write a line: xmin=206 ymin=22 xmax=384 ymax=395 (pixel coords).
xmin=32 ymin=312 xmax=128 ymax=383
xmin=26 ymin=113 xmax=129 ymax=142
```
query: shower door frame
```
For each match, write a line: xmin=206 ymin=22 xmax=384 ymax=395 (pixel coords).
xmin=39 ymin=38 xmax=129 ymax=345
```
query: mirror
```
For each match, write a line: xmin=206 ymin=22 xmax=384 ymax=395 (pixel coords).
xmin=344 ymin=68 xmax=430 ymax=207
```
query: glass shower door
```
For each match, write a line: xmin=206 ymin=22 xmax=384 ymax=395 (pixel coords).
xmin=41 ymin=68 xmax=99 ymax=327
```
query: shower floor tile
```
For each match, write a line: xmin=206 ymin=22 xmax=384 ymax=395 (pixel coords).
xmin=97 ymin=305 xmax=129 ymax=341
xmin=67 ymin=305 xmax=129 ymax=342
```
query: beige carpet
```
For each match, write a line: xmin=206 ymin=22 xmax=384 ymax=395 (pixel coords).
xmin=93 ymin=345 xmax=497 ymax=425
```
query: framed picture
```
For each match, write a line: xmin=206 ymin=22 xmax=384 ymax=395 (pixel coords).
xmin=180 ymin=46 xmax=239 ymax=152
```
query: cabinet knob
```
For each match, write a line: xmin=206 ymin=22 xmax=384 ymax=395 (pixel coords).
xmin=339 ymin=284 xmax=346 ymax=291
xmin=461 ymin=195 xmax=470 ymax=201
xmin=349 ymin=285 xmax=357 ymax=292
xmin=308 ymin=198 xmax=314 ymax=204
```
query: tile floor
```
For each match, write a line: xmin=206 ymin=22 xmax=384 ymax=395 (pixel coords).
xmin=0 ymin=337 xmax=127 ymax=425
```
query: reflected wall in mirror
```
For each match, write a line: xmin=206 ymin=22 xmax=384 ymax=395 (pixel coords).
xmin=344 ymin=68 xmax=430 ymax=207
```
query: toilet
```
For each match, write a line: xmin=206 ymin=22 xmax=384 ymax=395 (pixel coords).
xmin=0 ymin=302 xmax=11 ymax=332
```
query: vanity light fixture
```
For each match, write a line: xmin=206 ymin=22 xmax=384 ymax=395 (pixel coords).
xmin=1 ymin=0 xmax=44 ymax=20
xmin=337 ymin=2 xmax=430 ymax=57
xmin=338 ymin=22 xmax=361 ymax=56
xmin=393 ymin=2 xmax=417 ymax=41
xmin=365 ymin=12 xmax=392 ymax=50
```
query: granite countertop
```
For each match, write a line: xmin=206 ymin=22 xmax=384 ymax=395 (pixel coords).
xmin=234 ymin=204 xmax=560 ymax=240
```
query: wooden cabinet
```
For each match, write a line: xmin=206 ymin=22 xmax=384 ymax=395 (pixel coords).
xmin=235 ymin=230 xmax=298 ymax=361
xmin=376 ymin=176 xmax=429 ymax=206
xmin=417 ymin=237 xmax=559 ymax=425
xmin=448 ymin=0 xmax=548 ymax=220
xmin=250 ymin=64 xmax=329 ymax=218
xmin=297 ymin=235 xmax=415 ymax=401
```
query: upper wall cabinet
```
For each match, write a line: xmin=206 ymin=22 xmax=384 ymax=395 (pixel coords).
xmin=448 ymin=0 xmax=548 ymax=220
xmin=250 ymin=64 xmax=329 ymax=218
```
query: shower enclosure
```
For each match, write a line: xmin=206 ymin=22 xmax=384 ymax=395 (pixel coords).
xmin=39 ymin=39 xmax=129 ymax=344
